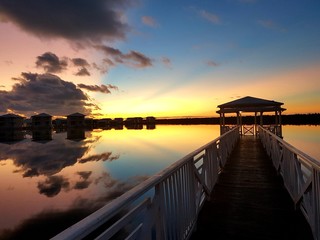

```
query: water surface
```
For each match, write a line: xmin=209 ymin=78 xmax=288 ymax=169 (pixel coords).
xmin=0 ymin=124 xmax=318 ymax=239
xmin=282 ymin=125 xmax=320 ymax=160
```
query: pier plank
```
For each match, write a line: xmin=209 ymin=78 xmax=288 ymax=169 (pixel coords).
xmin=190 ymin=136 xmax=314 ymax=240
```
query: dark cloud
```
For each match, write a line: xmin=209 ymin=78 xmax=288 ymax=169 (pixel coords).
xmin=141 ymin=16 xmax=158 ymax=27
xmin=94 ymin=171 xmax=113 ymax=185
xmin=94 ymin=175 xmax=149 ymax=204
xmin=74 ymin=180 xmax=91 ymax=190
xmin=91 ymin=172 xmax=148 ymax=204
xmin=78 ymin=152 xmax=120 ymax=163
xmin=161 ymin=57 xmax=172 ymax=68
xmin=92 ymin=59 xmax=115 ymax=74
xmin=0 ymin=133 xmax=118 ymax=181
xmin=0 ymin=207 xmax=101 ymax=240
xmin=95 ymin=45 xmax=153 ymax=69
xmin=77 ymin=171 xmax=92 ymax=180
xmin=74 ymin=171 xmax=93 ymax=190
xmin=90 ymin=63 xmax=104 ymax=74
xmin=37 ymin=175 xmax=70 ymax=197
xmin=207 ymin=60 xmax=219 ymax=67
xmin=0 ymin=0 xmax=132 ymax=44
xmin=124 ymin=51 xmax=153 ymax=68
xmin=36 ymin=52 xmax=92 ymax=76
xmin=71 ymin=58 xmax=91 ymax=76
xmin=0 ymin=133 xmax=90 ymax=177
xmin=0 ymin=72 xmax=96 ymax=116
xmin=0 ymin=171 xmax=148 ymax=239
xmin=97 ymin=45 xmax=123 ymax=57
xmin=103 ymin=59 xmax=116 ymax=67
xmin=36 ymin=52 xmax=68 ymax=73
xmin=71 ymin=58 xmax=90 ymax=67
xmin=75 ymin=67 xmax=91 ymax=76
xmin=72 ymin=171 xmax=141 ymax=206
xmin=78 ymin=83 xmax=119 ymax=94
xmin=0 ymin=132 xmax=122 ymax=198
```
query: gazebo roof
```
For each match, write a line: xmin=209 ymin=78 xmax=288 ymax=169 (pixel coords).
xmin=32 ymin=113 xmax=52 ymax=117
xmin=0 ymin=113 xmax=24 ymax=118
xmin=217 ymin=96 xmax=286 ymax=113
xmin=67 ymin=112 xmax=85 ymax=117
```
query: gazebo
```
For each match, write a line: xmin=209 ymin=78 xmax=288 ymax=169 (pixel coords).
xmin=216 ymin=96 xmax=286 ymax=137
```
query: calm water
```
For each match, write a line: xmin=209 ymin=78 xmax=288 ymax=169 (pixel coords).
xmin=0 ymin=124 xmax=319 ymax=239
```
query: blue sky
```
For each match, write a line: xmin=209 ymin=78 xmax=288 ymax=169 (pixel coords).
xmin=0 ymin=0 xmax=319 ymax=118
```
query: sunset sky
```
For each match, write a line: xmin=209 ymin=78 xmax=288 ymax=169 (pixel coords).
xmin=0 ymin=0 xmax=319 ymax=119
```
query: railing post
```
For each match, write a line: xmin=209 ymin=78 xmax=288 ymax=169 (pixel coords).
xmin=313 ymin=169 xmax=320 ymax=240
xmin=258 ymin=125 xmax=320 ymax=240
xmin=152 ymin=184 xmax=165 ymax=240
xmin=49 ymin=127 xmax=241 ymax=240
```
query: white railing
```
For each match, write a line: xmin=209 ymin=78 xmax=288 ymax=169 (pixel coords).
xmin=51 ymin=127 xmax=240 ymax=240
xmin=259 ymin=125 xmax=320 ymax=240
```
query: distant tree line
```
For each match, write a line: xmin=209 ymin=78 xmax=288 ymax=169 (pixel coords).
xmin=155 ymin=113 xmax=320 ymax=125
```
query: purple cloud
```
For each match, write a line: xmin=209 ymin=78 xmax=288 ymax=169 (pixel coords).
xmin=0 ymin=72 xmax=96 ymax=116
xmin=77 ymin=84 xmax=119 ymax=94
xmin=0 ymin=0 xmax=132 ymax=45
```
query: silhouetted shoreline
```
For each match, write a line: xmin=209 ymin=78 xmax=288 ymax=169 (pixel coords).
xmin=155 ymin=113 xmax=320 ymax=125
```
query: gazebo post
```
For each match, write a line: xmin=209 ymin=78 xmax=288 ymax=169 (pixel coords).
xmin=254 ymin=112 xmax=257 ymax=136
xmin=219 ymin=112 xmax=226 ymax=135
xmin=279 ymin=110 xmax=283 ymax=137
xmin=276 ymin=110 xmax=283 ymax=137
xmin=237 ymin=112 xmax=240 ymax=125
xmin=223 ymin=113 xmax=225 ymax=126
xmin=240 ymin=112 xmax=243 ymax=135
xmin=237 ymin=111 xmax=242 ymax=135
xmin=260 ymin=111 xmax=263 ymax=126
xmin=279 ymin=110 xmax=282 ymax=125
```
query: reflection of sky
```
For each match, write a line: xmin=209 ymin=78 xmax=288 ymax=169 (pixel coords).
xmin=0 ymin=133 xmax=87 ymax=177
xmin=0 ymin=125 xmax=318 ymax=238
xmin=0 ymin=125 xmax=220 ymax=237
xmin=282 ymin=125 xmax=320 ymax=161
xmin=93 ymin=125 xmax=221 ymax=180
xmin=0 ymin=130 xmax=121 ymax=233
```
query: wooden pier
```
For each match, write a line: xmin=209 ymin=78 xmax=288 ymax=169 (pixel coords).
xmin=51 ymin=126 xmax=320 ymax=240
xmin=190 ymin=136 xmax=314 ymax=240
xmin=51 ymin=97 xmax=319 ymax=240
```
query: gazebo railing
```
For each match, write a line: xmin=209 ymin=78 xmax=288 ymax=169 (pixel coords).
xmin=259 ymin=125 xmax=320 ymax=240
xmin=51 ymin=126 xmax=240 ymax=240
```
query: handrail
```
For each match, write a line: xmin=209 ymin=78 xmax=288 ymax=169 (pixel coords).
xmin=51 ymin=126 xmax=240 ymax=240
xmin=258 ymin=125 xmax=320 ymax=240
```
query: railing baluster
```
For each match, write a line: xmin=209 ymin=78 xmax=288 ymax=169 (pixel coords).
xmin=50 ymin=127 xmax=240 ymax=240
xmin=313 ymin=169 xmax=320 ymax=239
xmin=258 ymin=125 xmax=320 ymax=240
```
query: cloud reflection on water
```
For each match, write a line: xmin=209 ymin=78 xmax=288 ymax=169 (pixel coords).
xmin=0 ymin=129 xmax=147 ymax=239
xmin=0 ymin=173 xmax=147 ymax=240
xmin=0 ymin=125 xmax=222 ymax=239
xmin=0 ymin=130 xmax=119 ymax=179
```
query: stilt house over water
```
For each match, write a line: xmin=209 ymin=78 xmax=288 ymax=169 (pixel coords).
xmin=67 ymin=112 xmax=85 ymax=128
xmin=0 ymin=113 xmax=25 ymax=130
xmin=31 ymin=113 xmax=53 ymax=129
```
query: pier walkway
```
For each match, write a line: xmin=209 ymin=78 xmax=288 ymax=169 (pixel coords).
xmin=190 ymin=135 xmax=313 ymax=240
